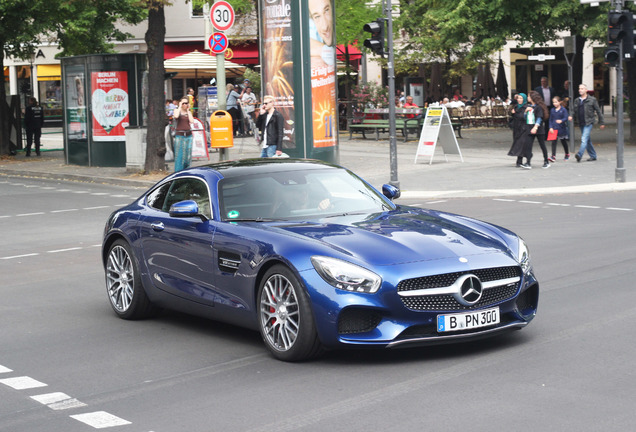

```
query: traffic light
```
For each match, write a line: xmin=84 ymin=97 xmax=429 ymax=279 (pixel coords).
xmin=363 ymin=19 xmax=385 ymax=56
xmin=605 ymin=10 xmax=635 ymax=66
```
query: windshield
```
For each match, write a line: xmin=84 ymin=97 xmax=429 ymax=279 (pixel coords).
xmin=218 ymin=168 xmax=393 ymax=221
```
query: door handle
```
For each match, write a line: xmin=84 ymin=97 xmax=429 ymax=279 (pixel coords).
xmin=150 ymin=222 xmax=165 ymax=231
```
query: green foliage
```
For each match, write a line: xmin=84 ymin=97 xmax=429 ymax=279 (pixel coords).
xmin=243 ymin=68 xmax=261 ymax=95
xmin=351 ymin=81 xmax=389 ymax=108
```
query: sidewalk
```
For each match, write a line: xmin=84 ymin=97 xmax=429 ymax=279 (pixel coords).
xmin=2 ymin=117 xmax=635 ymax=198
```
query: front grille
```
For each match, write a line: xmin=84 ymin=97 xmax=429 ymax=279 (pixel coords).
xmin=400 ymin=284 xmax=518 ymax=311
xmin=397 ymin=266 xmax=520 ymax=293
xmin=397 ymin=266 xmax=521 ymax=312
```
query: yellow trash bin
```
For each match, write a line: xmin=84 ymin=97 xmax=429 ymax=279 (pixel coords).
xmin=209 ymin=110 xmax=234 ymax=148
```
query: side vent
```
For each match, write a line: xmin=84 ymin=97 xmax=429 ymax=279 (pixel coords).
xmin=218 ymin=251 xmax=241 ymax=273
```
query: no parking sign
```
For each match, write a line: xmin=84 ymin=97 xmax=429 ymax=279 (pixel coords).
xmin=208 ymin=32 xmax=228 ymax=54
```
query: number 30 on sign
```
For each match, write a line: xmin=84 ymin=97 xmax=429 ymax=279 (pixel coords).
xmin=210 ymin=1 xmax=235 ymax=32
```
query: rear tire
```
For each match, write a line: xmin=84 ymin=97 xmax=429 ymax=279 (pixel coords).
xmin=105 ymin=239 xmax=155 ymax=320
xmin=257 ymin=265 xmax=323 ymax=361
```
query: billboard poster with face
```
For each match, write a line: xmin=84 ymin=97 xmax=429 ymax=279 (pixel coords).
xmin=91 ymin=71 xmax=129 ymax=142
xmin=307 ymin=0 xmax=336 ymax=148
xmin=260 ymin=0 xmax=295 ymax=150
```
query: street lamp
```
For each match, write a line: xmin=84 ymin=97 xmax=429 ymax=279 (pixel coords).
xmin=28 ymin=51 xmax=36 ymax=98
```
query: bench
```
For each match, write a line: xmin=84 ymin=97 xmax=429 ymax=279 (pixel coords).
xmin=348 ymin=118 xmax=423 ymax=142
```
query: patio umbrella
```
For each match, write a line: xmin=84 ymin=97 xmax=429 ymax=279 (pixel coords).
xmin=164 ymin=50 xmax=246 ymax=79
xmin=495 ymin=58 xmax=509 ymax=99
xmin=428 ymin=62 xmax=443 ymax=102
xmin=475 ymin=64 xmax=485 ymax=99
xmin=483 ymin=63 xmax=497 ymax=98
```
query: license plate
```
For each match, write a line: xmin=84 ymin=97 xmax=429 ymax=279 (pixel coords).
xmin=437 ymin=307 xmax=500 ymax=333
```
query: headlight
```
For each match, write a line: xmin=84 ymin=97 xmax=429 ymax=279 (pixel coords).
xmin=311 ymin=256 xmax=381 ymax=294
xmin=517 ymin=238 xmax=531 ymax=274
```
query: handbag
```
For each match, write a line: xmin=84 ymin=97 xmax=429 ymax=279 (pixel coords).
xmin=547 ymin=129 xmax=558 ymax=141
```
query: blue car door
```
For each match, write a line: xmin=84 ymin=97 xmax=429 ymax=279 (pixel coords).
xmin=139 ymin=177 xmax=217 ymax=305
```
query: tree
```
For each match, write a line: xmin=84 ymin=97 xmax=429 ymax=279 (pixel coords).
xmin=143 ymin=0 xmax=167 ymax=172
xmin=395 ymin=0 xmax=634 ymax=143
xmin=0 ymin=0 xmax=145 ymax=156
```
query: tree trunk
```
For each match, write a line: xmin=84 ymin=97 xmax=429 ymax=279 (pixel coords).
xmin=144 ymin=3 xmax=167 ymax=172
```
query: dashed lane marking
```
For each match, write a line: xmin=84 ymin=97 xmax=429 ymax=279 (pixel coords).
xmin=70 ymin=411 xmax=132 ymax=429
xmin=0 ymin=376 xmax=48 ymax=390
xmin=31 ymin=392 xmax=88 ymax=410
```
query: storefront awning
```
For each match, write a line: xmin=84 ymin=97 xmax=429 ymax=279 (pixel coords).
xmin=336 ymin=45 xmax=362 ymax=62
xmin=165 ymin=42 xmax=258 ymax=64
xmin=37 ymin=64 xmax=61 ymax=81
xmin=164 ymin=50 xmax=246 ymax=79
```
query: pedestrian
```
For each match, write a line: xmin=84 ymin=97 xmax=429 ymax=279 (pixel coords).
xmin=568 ymin=83 xmax=605 ymax=162
xmin=24 ymin=97 xmax=44 ymax=157
xmin=241 ymin=86 xmax=257 ymax=135
xmin=524 ymin=91 xmax=551 ymax=169
xmin=534 ymin=76 xmax=556 ymax=109
xmin=172 ymin=97 xmax=195 ymax=172
xmin=507 ymin=93 xmax=532 ymax=168
xmin=255 ymin=95 xmax=284 ymax=158
xmin=548 ymin=96 xmax=570 ymax=161
xmin=186 ymin=87 xmax=195 ymax=115
xmin=225 ymin=83 xmax=242 ymax=137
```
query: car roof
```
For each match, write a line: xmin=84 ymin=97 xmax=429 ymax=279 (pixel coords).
xmin=187 ymin=158 xmax=341 ymax=180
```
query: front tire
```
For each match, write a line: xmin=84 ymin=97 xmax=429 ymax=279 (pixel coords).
xmin=257 ymin=265 xmax=323 ymax=361
xmin=105 ymin=239 xmax=155 ymax=320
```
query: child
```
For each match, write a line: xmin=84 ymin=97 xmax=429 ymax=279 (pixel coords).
xmin=548 ymin=96 xmax=570 ymax=161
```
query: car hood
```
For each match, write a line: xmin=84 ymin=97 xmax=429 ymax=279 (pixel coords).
xmin=273 ymin=208 xmax=514 ymax=266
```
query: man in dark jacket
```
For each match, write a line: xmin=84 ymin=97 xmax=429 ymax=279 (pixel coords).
xmin=24 ymin=97 xmax=44 ymax=157
xmin=255 ymin=95 xmax=285 ymax=157
xmin=568 ymin=83 xmax=605 ymax=162
xmin=534 ymin=76 xmax=556 ymax=109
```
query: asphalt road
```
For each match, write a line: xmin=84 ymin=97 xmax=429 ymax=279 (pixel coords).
xmin=1 ymin=176 xmax=635 ymax=431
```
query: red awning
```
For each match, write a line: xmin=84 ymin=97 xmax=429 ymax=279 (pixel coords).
xmin=336 ymin=44 xmax=362 ymax=62
xmin=164 ymin=42 xmax=259 ymax=65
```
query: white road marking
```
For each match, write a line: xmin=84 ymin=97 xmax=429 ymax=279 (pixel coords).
xmin=606 ymin=207 xmax=633 ymax=211
xmin=47 ymin=247 xmax=83 ymax=254
xmin=70 ymin=411 xmax=132 ymax=429
xmin=574 ymin=205 xmax=601 ymax=209
xmin=0 ymin=376 xmax=48 ymax=390
xmin=518 ymin=200 xmax=542 ymax=204
xmin=0 ymin=365 xmax=13 ymax=373
xmin=1 ymin=253 xmax=39 ymax=260
xmin=16 ymin=212 xmax=46 ymax=217
xmin=83 ymin=206 xmax=110 ymax=210
xmin=0 ymin=215 xmax=11 ymax=219
xmin=490 ymin=199 xmax=634 ymax=212
xmin=51 ymin=208 xmax=79 ymax=213
xmin=31 ymin=392 xmax=87 ymax=410
xmin=91 ymin=193 xmax=110 ymax=196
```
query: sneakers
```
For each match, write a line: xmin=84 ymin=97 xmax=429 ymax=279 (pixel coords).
xmin=575 ymin=154 xmax=582 ymax=162
xmin=548 ymin=155 xmax=556 ymax=162
xmin=520 ymin=163 xmax=532 ymax=170
xmin=542 ymin=161 xmax=551 ymax=169
xmin=587 ymin=157 xmax=597 ymax=162
xmin=564 ymin=154 xmax=570 ymax=160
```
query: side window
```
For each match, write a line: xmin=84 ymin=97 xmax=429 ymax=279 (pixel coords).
xmin=146 ymin=182 xmax=172 ymax=211
xmin=162 ymin=178 xmax=212 ymax=219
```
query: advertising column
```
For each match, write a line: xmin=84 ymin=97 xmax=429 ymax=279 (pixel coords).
xmin=259 ymin=0 xmax=338 ymax=161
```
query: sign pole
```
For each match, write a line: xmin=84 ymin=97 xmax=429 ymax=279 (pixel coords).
xmin=385 ymin=0 xmax=398 ymax=188
xmin=613 ymin=0 xmax=626 ymax=182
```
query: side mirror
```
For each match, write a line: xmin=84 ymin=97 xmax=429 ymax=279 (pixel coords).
xmin=169 ymin=200 xmax=206 ymax=220
xmin=382 ymin=184 xmax=401 ymax=200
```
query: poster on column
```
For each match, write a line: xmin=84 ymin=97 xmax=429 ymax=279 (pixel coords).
xmin=308 ymin=0 xmax=336 ymax=148
xmin=260 ymin=0 xmax=295 ymax=150
xmin=91 ymin=71 xmax=129 ymax=142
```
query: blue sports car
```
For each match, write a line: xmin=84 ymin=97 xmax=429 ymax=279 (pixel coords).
xmin=102 ymin=159 xmax=538 ymax=361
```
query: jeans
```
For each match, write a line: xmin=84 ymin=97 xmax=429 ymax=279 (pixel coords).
xmin=577 ymin=124 xmax=597 ymax=159
xmin=260 ymin=145 xmax=277 ymax=158
xmin=173 ymin=134 xmax=193 ymax=172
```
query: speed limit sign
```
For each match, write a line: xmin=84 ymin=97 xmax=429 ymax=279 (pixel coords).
xmin=210 ymin=1 xmax=235 ymax=32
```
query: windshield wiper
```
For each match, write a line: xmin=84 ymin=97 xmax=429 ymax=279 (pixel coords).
xmin=227 ymin=217 xmax=275 ymax=222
